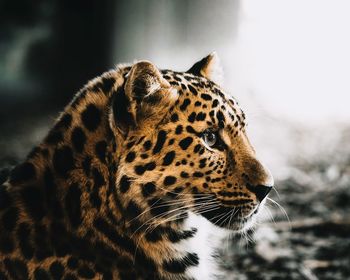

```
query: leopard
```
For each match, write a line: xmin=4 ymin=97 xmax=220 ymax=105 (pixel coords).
xmin=0 ymin=53 xmax=274 ymax=280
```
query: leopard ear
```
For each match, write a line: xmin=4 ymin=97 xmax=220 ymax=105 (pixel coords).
xmin=187 ymin=52 xmax=223 ymax=85
xmin=112 ymin=61 xmax=174 ymax=136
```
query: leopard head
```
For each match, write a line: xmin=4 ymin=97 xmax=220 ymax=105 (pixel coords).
xmin=109 ymin=53 xmax=273 ymax=232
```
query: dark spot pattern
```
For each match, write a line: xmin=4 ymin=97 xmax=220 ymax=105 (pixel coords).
xmin=125 ymin=200 xmax=142 ymax=220
xmin=196 ymin=112 xmax=206 ymax=121
xmin=180 ymin=172 xmax=189 ymax=178
xmin=90 ymin=168 xmax=104 ymax=208
xmin=65 ymin=183 xmax=82 ymax=227
xmin=50 ymin=261 xmax=64 ymax=280
xmin=145 ymin=228 xmax=163 ymax=242
xmin=163 ymin=252 xmax=199 ymax=273
xmin=100 ymin=76 xmax=116 ymax=93
xmin=193 ymin=172 xmax=204 ymax=178
xmin=119 ymin=175 xmax=131 ymax=193
xmin=9 ymin=162 xmax=36 ymax=184
xmin=55 ymin=113 xmax=72 ymax=130
xmin=77 ymin=265 xmax=95 ymax=279
xmin=126 ymin=151 xmax=136 ymax=162
xmin=34 ymin=268 xmax=51 ymax=280
xmin=153 ymin=130 xmax=167 ymax=154
xmin=67 ymin=256 xmax=79 ymax=269
xmin=0 ymin=186 xmax=12 ymax=210
xmin=194 ymin=144 xmax=201 ymax=153
xmin=142 ymin=182 xmax=156 ymax=197
xmin=134 ymin=162 xmax=156 ymax=175
xmin=175 ymin=125 xmax=183 ymax=135
xmin=188 ymin=85 xmax=198 ymax=95
xmin=179 ymin=137 xmax=193 ymax=150
xmin=188 ymin=112 xmax=196 ymax=123
xmin=167 ymin=228 xmax=197 ymax=243
xmin=71 ymin=126 xmax=86 ymax=153
xmin=216 ymin=110 xmax=226 ymax=128
xmin=93 ymin=217 xmax=136 ymax=253
xmin=180 ymin=99 xmax=191 ymax=111
xmin=186 ymin=125 xmax=198 ymax=136
xmin=53 ymin=146 xmax=74 ymax=177
xmin=79 ymin=159 xmax=91 ymax=181
xmin=164 ymin=176 xmax=177 ymax=186
xmin=170 ymin=113 xmax=179 ymax=122
xmin=43 ymin=169 xmax=59 ymax=218
xmin=81 ymin=104 xmax=101 ymax=131
xmin=0 ymin=233 xmax=14 ymax=253
xmin=201 ymin=93 xmax=212 ymax=101
xmin=46 ymin=130 xmax=63 ymax=145
xmin=2 ymin=207 xmax=18 ymax=231
xmin=148 ymin=198 xmax=170 ymax=217
xmin=162 ymin=151 xmax=175 ymax=166
xmin=17 ymin=223 xmax=34 ymax=259
xmin=4 ymin=258 xmax=29 ymax=280
xmin=143 ymin=140 xmax=152 ymax=151
xmin=34 ymin=224 xmax=52 ymax=260
xmin=20 ymin=186 xmax=45 ymax=221
xmin=63 ymin=273 xmax=77 ymax=280
xmin=95 ymin=141 xmax=107 ymax=163
xmin=126 ymin=141 xmax=135 ymax=149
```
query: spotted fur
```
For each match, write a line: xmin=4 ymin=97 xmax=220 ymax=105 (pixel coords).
xmin=0 ymin=53 xmax=273 ymax=279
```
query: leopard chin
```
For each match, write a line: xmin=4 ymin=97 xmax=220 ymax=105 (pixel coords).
xmin=197 ymin=200 xmax=265 ymax=232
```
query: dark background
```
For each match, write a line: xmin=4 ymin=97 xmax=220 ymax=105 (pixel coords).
xmin=0 ymin=0 xmax=239 ymax=165
xmin=1 ymin=0 xmax=115 ymax=130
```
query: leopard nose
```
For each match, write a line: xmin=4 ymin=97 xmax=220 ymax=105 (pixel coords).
xmin=254 ymin=161 xmax=274 ymax=201
xmin=247 ymin=184 xmax=272 ymax=202
xmin=254 ymin=185 xmax=272 ymax=202
xmin=244 ymin=157 xmax=274 ymax=202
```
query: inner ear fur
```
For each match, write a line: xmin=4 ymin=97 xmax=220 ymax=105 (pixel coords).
xmin=126 ymin=62 xmax=170 ymax=99
xmin=111 ymin=61 xmax=176 ymax=136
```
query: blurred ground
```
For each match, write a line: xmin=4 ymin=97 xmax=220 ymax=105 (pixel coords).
xmin=221 ymin=125 xmax=350 ymax=280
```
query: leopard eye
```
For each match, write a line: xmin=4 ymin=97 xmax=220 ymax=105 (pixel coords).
xmin=202 ymin=130 xmax=218 ymax=147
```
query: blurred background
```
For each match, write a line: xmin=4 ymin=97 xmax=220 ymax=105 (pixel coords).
xmin=1 ymin=0 xmax=349 ymax=279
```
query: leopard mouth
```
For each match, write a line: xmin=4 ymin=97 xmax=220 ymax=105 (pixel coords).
xmin=194 ymin=197 xmax=260 ymax=231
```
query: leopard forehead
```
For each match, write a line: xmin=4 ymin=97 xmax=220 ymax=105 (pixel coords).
xmin=160 ymin=69 xmax=247 ymax=131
